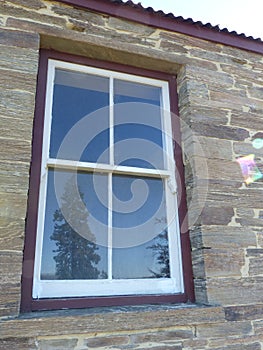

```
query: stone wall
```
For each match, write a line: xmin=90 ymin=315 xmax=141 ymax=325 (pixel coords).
xmin=0 ymin=0 xmax=263 ymax=348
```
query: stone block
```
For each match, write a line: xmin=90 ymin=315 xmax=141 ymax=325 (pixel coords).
xmin=196 ymin=320 xmax=252 ymax=338
xmin=0 ymin=138 xmax=32 ymax=163
xmin=201 ymin=206 xmax=234 ymax=225
xmin=0 ymin=68 xmax=37 ymax=92
xmin=204 ymin=248 xmax=244 ymax=278
xmin=207 ymin=277 xmax=263 ymax=306
xmin=231 ymin=111 xmax=263 ymax=131
xmin=0 ymin=337 xmax=37 ymax=350
xmin=0 ymin=216 xmax=25 ymax=250
xmin=0 ymin=192 xmax=28 ymax=219
xmin=254 ymin=320 xmax=263 ymax=335
xmin=225 ymin=304 xmax=263 ymax=321
xmin=248 ymin=257 xmax=263 ymax=276
xmin=84 ymin=335 xmax=129 ymax=348
xmin=0 ymin=161 xmax=30 ymax=194
xmin=0 ymin=44 xmax=39 ymax=73
xmin=0 ymin=2 xmax=66 ymax=28
xmin=200 ymin=225 xmax=257 ymax=249
xmin=130 ymin=329 xmax=194 ymax=344
xmin=37 ymin=338 xmax=78 ymax=350
xmin=0 ymin=27 xmax=39 ymax=49
xmin=0 ymin=88 xmax=36 ymax=115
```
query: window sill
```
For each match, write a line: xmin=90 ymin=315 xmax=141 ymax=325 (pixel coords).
xmin=1 ymin=304 xmax=225 ymax=339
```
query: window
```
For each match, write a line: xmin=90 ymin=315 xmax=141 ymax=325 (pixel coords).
xmin=21 ymin=50 xmax=194 ymax=311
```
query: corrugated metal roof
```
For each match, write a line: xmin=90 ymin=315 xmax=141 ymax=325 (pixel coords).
xmin=111 ymin=0 xmax=262 ymax=42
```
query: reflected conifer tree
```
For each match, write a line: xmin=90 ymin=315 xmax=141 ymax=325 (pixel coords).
xmin=147 ymin=218 xmax=170 ymax=278
xmin=51 ymin=176 xmax=101 ymax=280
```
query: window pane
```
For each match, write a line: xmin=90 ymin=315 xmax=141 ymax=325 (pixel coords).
xmin=114 ymin=80 xmax=165 ymax=169
xmin=50 ymin=69 xmax=109 ymax=163
xmin=112 ymin=175 xmax=170 ymax=279
xmin=40 ymin=169 xmax=108 ymax=280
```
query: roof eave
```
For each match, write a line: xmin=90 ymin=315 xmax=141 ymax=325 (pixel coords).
xmin=57 ymin=0 xmax=263 ymax=55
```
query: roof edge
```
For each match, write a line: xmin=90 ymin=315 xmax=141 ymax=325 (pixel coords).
xmin=57 ymin=0 xmax=263 ymax=55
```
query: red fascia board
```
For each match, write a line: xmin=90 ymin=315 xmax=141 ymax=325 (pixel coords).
xmin=57 ymin=0 xmax=263 ymax=55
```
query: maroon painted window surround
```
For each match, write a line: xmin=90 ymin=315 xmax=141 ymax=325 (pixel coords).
xmin=21 ymin=50 xmax=194 ymax=312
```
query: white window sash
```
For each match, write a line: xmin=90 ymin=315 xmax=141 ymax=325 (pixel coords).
xmin=32 ymin=59 xmax=184 ymax=299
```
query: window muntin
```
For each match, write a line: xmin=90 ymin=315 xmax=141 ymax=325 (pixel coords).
xmin=32 ymin=59 xmax=183 ymax=299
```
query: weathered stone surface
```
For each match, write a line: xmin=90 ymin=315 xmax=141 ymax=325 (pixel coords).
xmin=205 ymin=185 xmax=263 ymax=209
xmin=236 ymin=217 xmax=263 ymax=227
xmin=190 ymin=122 xmax=250 ymax=141
xmin=0 ymin=2 xmax=66 ymax=28
xmin=179 ymin=105 xmax=229 ymax=126
xmin=0 ymin=28 xmax=39 ymax=49
xmin=183 ymin=136 xmax=233 ymax=161
xmin=0 ymin=161 xmax=30 ymax=194
xmin=0 ymin=0 xmax=263 ymax=346
xmin=0 ymin=44 xmax=38 ymax=73
xmin=107 ymin=17 xmax=156 ymax=36
xmin=0 ymin=137 xmax=32 ymax=163
xmin=200 ymin=225 xmax=257 ymax=249
xmin=0 ymin=337 xmax=37 ymax=350
xmin=130 ymin=329 xmax=194 ymax=344
xmin=254 ymin=320 xmax=263 ymax=335
xmin=0 ymin=306 xmax=225 ymax=338
xmin=204 ymin=249 xmax=244 ymax=278
xmin=225 ymin=304 xmax=263 ymax=321
xmin=207 ymin=341 xmax=262 ymax=350
xmin=37 ymin=338 xmax=78 ymax=350
xmin=233 ymin=141 xmax=263 ymax=158
xmin=84 ymin=335 xmax=129 ymax=348
xmin=207 ymin=277 xmax=263 ymax=306
xmin=51 ymin=4 xmax=107 ymax=27
xmin=0 ymin=69 xmax=37 ymax=92
xmin=231 ymin=109 xmax=263 ymax=131
xmin=0 ymin=192 xmax=28 ymax=219
xmin=0 ymin=216 xmax=25 ymax=250
xmin=201 ymin=206 xmax=234 ymax=225
xmin=0 ymin=251 xmax=23 ymax=284
xmin=236 ymin=208 xmax=255 ymax=218
xmin=196 ymin=320 xmax=252 ymax=338
xmin=191 ymin=249 xmax=206 ymax=279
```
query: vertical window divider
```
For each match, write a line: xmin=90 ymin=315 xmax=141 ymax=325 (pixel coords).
xmin=108 ymin=76 xmax=114 ymax=280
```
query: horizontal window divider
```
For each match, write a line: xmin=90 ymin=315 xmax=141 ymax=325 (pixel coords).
xmin=47 ymin=159 xmax=171 ymax=178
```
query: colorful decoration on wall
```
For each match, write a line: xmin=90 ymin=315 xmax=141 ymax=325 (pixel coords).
xmin=236 ymin=136 xmax=263 ymax=185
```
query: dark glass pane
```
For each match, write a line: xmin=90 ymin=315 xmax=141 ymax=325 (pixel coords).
xmin=112 ymin=175 xmax=170 ymax=279
xmin=114 ymin=80 xmax=164 ymax=169
xmin=41 ymin=169 xmax=108 ymax=280
xmin=50 ymin=69 xmax=109 ymax=163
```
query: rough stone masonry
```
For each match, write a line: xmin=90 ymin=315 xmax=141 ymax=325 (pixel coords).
xmin=0 ymin=0 xmax=263 ymax=349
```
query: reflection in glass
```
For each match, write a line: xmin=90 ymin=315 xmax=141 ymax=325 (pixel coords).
xmin=50 ymin=69 xmax=109 ymax=163
xmin=114 ymin=80 xmax=164 ymax=169
xmin=112 ymin=175 xmax=170 ymax=279
xmin=41 ymin=170 xmax=108 ymax=280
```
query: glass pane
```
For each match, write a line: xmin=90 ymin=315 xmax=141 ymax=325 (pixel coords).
xmin=112 ymin=175 xmax=170 ymax=279
xmin=41 ymin=169 xmax=108 ymax=280
xmin=114 ymin=80 xmax=165 ymax=169
xmin=50 ymin=69 xmax=109 ymax=163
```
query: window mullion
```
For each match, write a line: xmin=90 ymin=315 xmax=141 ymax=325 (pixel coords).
xmin=108 ymin=172 xmax=113 ymax=280
xmin=108 ymin=76 xmax=114 ymax=280
xmin=109 ymin=76 xmax=114 ymax=166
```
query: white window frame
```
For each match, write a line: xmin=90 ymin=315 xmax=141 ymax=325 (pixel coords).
xmin=32 ymin=59 xmax=184 ymax=299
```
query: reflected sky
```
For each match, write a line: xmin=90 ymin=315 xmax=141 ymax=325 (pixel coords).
xmin=112 ymin=175 xmax=170 ymax=279
xmin=50 ymin=69 xmax=109 ymax=163
xmin=114 ymin=80 xmax=164 ymax=169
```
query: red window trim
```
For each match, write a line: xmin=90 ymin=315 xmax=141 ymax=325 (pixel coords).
xmin=20 ymin=49 xmax=195 ymax=312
